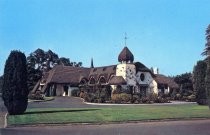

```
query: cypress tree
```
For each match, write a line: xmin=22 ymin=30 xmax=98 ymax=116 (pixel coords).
xmin=193 ymin=60 xmax=207 ymax=105
xmin=206 ymin=57 xmax=210 ymax=108
xmin=2 ymin=51 xmax=29 ymax=115
xmin=203 ymin=24 xmax=210 ymax=108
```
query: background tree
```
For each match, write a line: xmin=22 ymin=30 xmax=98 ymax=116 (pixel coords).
xmin=174 ymin=73 xmax=194 ymax=99
xmin=27 ymin=49 xmax=60 ymax=91
xmin=59 ymin=57 xmax=72 ymax=66
xmin=2 ymin=51 xmax=29 ymax=115
xmin=27 ymin=48 xmax=83 ymax=91
xmin=193 ymin=60 xmax=207 ymax=105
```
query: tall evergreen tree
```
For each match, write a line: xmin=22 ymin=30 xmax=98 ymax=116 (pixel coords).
xmin=0 ymin=75 xmax=3 ymax=94
xmin=193 ymin=60 xmax=207 ymax=105
xmin=2 ymin=51 xmax=29 ymax=115
xmin=203 ymin=24 xmax=210 ymax=108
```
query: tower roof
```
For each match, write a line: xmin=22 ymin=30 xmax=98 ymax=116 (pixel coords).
xmin=118 ymin=46 xmax=134 ymax=63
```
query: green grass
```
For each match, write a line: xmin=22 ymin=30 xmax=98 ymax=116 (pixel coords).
xmin=8 ymin=104 xmax=210 ymax=125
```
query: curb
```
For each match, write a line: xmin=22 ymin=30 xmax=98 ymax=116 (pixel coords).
xmin=83 ymin=100 xmax=196 ymax=106
xmin=6 ymin=118 xmax=210 ymax=128
xmin=4 ymin=113 xmax=8 ymax=128
xmin=73 ymin=97 xmax=196 ymax=106
xmin=28 ymin=97 xmax=55 ymax=103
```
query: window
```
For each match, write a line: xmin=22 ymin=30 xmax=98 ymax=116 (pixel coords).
xmin=99 ymin=77 xmax=106 ymax=84
xmin=89 ymin=77 xmax=96 ymax=84
xmin=140 ymin=73 xmax=145 ymax=81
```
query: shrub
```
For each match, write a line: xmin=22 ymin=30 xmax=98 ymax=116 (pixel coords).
xmin=71 ymin=89 xmax=80 ymax=97
xmin=132 ymin=95 xmax=140 ymax=103
xmin=140 ymin=97 xmax=152 ymax=104
xmin=147 ymin=93 xmax=170 ymax=103
xmin=187 ymin=94 xmax=196 ymax=102
xmin=174 ymin=93 xmax=182 ymax=100
xmin=111 ymin=93 xmax=131 ymax=103
xmin=28 ymin=91 xmax=44 ymax=100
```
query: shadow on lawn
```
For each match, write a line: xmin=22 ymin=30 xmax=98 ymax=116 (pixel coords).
xmin=24 ymin=109 xmax=100 ymax=115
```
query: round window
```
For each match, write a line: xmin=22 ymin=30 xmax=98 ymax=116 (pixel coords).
xmin=140 ymin=73 xmax=145 ymax=81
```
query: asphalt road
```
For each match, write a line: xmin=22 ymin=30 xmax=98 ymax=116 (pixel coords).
xmin=1 ymin=119 xmax=210 ymax=135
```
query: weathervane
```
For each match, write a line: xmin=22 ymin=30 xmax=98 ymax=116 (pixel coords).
xmin=124 ymin=32 xmax=128 ymax=47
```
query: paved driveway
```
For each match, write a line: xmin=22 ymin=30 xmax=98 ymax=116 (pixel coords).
xmin=28 ymin=97 xmax=104 ymax=108
xmin=28 ymin=96 xmax=196 ymax=109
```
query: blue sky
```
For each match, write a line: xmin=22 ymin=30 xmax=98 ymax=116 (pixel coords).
xmin=0 ymin=0 xmax=210 ymax=76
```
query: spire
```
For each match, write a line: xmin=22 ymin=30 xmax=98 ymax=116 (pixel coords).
xmin=124 ymin=32 xmax=128 ymax=47
xmin=91 ymin=58 xmax=94 ymax=68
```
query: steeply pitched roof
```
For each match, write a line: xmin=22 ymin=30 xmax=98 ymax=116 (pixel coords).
xmin=134 ymin=62 xmax=155 ymax=77
xmin=118 ymin=46 xmax=134 ymax=63
xmin=155 ymin=74 xmax=179 ymax=89
xmin=89 ymin=65 xmax=116 ymax=82
xmin=40 ymin=65 xmax=91 ymax=92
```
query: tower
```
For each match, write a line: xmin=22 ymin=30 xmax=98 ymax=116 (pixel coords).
xmin=116 ymin=46 xmax=136 ymax=86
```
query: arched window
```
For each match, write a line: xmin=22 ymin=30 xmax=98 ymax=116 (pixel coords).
xmin=80 ymin=78 xmax=88 ymax=85
xmin=99 ymin=76 xmax=106 ymax=84
xmin=89 ymin=77 xmax=96 ymax=84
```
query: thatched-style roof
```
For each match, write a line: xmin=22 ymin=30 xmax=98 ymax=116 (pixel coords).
xmin=39 ymin=65 xmax=91 ymax=92
xmin=108 ymin=76 xmax=126 ymax=85
xmin=89 ymin=65 xmax=116 ymax=82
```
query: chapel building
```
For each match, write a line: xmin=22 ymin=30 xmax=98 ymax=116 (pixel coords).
xmin=32 ymin=46 xmax=178 ymax=97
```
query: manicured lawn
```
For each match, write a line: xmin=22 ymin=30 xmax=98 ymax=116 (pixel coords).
xmin=8 ymin=104 xmax=210 ymax=125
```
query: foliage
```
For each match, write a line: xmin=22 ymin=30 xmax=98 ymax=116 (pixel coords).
xmin=28 ymin=91 xmax=45 ymax=100
xmin=202 ymin=24 xmax=210 ymax=108
xmin=111 ymin=93 xmax=131 ymax=103
xmin=174 ymin=72 xmax=194 ymax=100
xmin=205 ymin=56 xmax=210 ymax=108
xmin=202 ymin=24 xmax=210 ymax=56
xmin=59 ymin=57 xmax=72 ymax=66
xmin=71 ymin=89 xmax=80 ymax=97
xmin=186 ymin=94 xmax=196 ymax=102
xmin=147 ymin=93 xmax=170 ymax=103
xmin=81 ymin=85 xmax=111 ymax=103
xmin=27 ymin=48 xmax=83 ymax=91
xmin=27 ymin=49 xmax=60 ymax=91
xmin=193 ymin=60 xmax=207 ymax=105
xmin=2 ymin=51 xmax=29 ymax=115
xmin=0 ymin=75 xmax=3 ymax=93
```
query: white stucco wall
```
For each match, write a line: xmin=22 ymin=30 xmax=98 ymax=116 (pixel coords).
xmin=151 ymin=80 xmax=158 ymax=94
xmin=136 ymin=72 xmax=153 ymax=85
xmin=116 ymin=63 xmax=136 ymax=86
xmin=136 ymin=71 xmax=158 ymax=94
